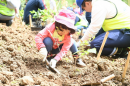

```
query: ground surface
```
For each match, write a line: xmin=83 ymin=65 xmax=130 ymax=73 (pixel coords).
xmin=0 ymin=17 xmax=130 ymax=86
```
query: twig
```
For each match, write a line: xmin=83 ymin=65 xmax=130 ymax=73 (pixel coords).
xmin=122 ymin=51 xmax=130 ymax=82
xmin=97 ymin=32 xmax=109 ymax=60
xmin=29 ymin=15 xmax=32 ymax=27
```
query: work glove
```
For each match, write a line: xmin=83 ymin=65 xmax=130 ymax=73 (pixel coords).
xmin=39 ymin=47 xmax=48 ymax=62
xmin=50 ymin=59 xmax=57 ymax=68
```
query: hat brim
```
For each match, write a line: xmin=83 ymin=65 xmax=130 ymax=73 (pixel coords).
xmin=55 ymin=16 xmax=76 ymax=32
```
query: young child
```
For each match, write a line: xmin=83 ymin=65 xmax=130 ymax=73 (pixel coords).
xmin=35 ymin=9 xmax=86 ymax=68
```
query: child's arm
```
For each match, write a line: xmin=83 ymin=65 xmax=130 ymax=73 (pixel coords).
xmin=54 ymin=38 xmax=73 ymax=61
xmin=35 ymin=27 xmax=49 ymax=50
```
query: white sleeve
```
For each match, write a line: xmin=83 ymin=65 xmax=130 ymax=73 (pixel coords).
xmin=81 ymin=1 xmax=116 ymax=41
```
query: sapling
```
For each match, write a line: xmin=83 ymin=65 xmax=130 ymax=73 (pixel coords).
xmin=19 ymin=10 xmax=24 ymax=20
xmin=30 ymin=9 xmax=56 ymax=27
xmin=63 ymin=57 xmax=70 ymax=63
xmin=0 ymin=65 xmax=3 ymax=67
xmin=30 ymin=9 xmax=42 ymax=27
xmin=11 ymin=80 xmax=17 ymax=84
xmin=0 ymin=28 xmax=3 ymax=31
xmin=18 ymin=46 xmax=21 ymax=51
xmin=75 ymin=68 xmax=80 ymax=72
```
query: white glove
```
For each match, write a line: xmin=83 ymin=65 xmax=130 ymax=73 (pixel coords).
xmin=39 ymin=48 xmax=48 ymax=62
xmin=50 ymin=59 xmax=57 ymax=68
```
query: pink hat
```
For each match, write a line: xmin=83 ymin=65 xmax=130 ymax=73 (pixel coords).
xmin=55 ymin=9 xmax=76 ymax=32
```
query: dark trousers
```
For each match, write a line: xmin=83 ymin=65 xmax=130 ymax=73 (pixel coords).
xmin=90 ymin=29 xmax=130 ymax=56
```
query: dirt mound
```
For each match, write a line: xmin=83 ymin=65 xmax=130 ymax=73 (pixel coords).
xmin=0 ymin=17 xmax=130 ymax=86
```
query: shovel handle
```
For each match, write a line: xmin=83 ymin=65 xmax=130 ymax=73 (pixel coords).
xmin=97 ymin=32 xmax=109 ymax=60
xmin=101 ymin=74 xmax=115 ymax=83
xmin=45 ymin=59 xmax=50 ymax=65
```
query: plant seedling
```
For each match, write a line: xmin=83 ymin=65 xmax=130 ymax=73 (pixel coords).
xmin=30 ymin=9 xmax=56 ymax=28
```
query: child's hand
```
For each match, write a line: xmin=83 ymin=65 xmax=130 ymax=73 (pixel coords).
xmin=39 ymin=48 xmax=47 ymax=62
xmin=50 ymin=59 xmax=57 ymax=68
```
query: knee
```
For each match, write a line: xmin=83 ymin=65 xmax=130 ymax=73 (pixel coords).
xmin=90 ymin=39 xmax=102 ymax=49
xmin=90 ymin=40 xmax=96 ymax=48
xmin=43 ymin=37 xmax=53 ymax=46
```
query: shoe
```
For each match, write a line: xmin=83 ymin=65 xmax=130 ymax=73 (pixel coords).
xmin=111 ymin=52 xmax=128 ymax=59
xmin=120 ymin=54 xmax=127 ymax=59
xmin=119 ymin=52 xmax=128 ymax=59
xmin=116 ymin=48 xmax=128 ymax=59
xmin=76 ymin=58 xmax=86 ymax=67
xmin=6 ymin=20 xmax=13 ymax=26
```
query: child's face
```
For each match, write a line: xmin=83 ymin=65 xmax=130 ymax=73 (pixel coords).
xmin=57 ymin=26 xmax=70 ymax=36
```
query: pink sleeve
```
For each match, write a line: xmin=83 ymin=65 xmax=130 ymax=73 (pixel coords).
xmin=54 ymin=37 xmax=73 ymax=61
xmin=35 ymin=27 xmax=49 ymax=50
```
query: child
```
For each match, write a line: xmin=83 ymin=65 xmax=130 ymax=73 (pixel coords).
xmin=35 ymin=9 xmax=86 ymax=68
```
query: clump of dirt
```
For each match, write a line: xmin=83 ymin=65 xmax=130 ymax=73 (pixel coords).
xmin=0 ymin=17 xmax=130 ymax=86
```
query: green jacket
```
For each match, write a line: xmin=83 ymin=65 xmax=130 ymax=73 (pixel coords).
xmin=0 ymin=0 xmax=15 ymax=16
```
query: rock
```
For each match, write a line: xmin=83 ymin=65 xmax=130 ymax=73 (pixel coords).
xmin=62 ymin=83 xmax=79 ymax=86
xmin=20 ymin=76 xmax=34 ymax=85
xmin=10 ymin=64 xmax=18 ymax=71
xmin=1 ymin=71 xmax=13 ymax=81
xmin=34 ymin=77 xmax=44 ymax=85
xmin=3 ymin=84 xmax=10 ymax=86
xmin=0 ymin=81 xmax=3 ymax=86
xmin=97 ymin=62 xmax=109 ymax=71
xmin=1 ymin=71 xmax=13 ymax=76
xmin=0 ymin=74 xmax=4 ymax=80
xmin=7 ymin=45 xmax=14 ymax=51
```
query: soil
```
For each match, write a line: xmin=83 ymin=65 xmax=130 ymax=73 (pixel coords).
xmin=0 ymin=17 xmax=130 ymax=86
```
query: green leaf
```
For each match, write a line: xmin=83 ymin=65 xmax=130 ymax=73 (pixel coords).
xmin=87 ymin=48 xmax=96 ymax=54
